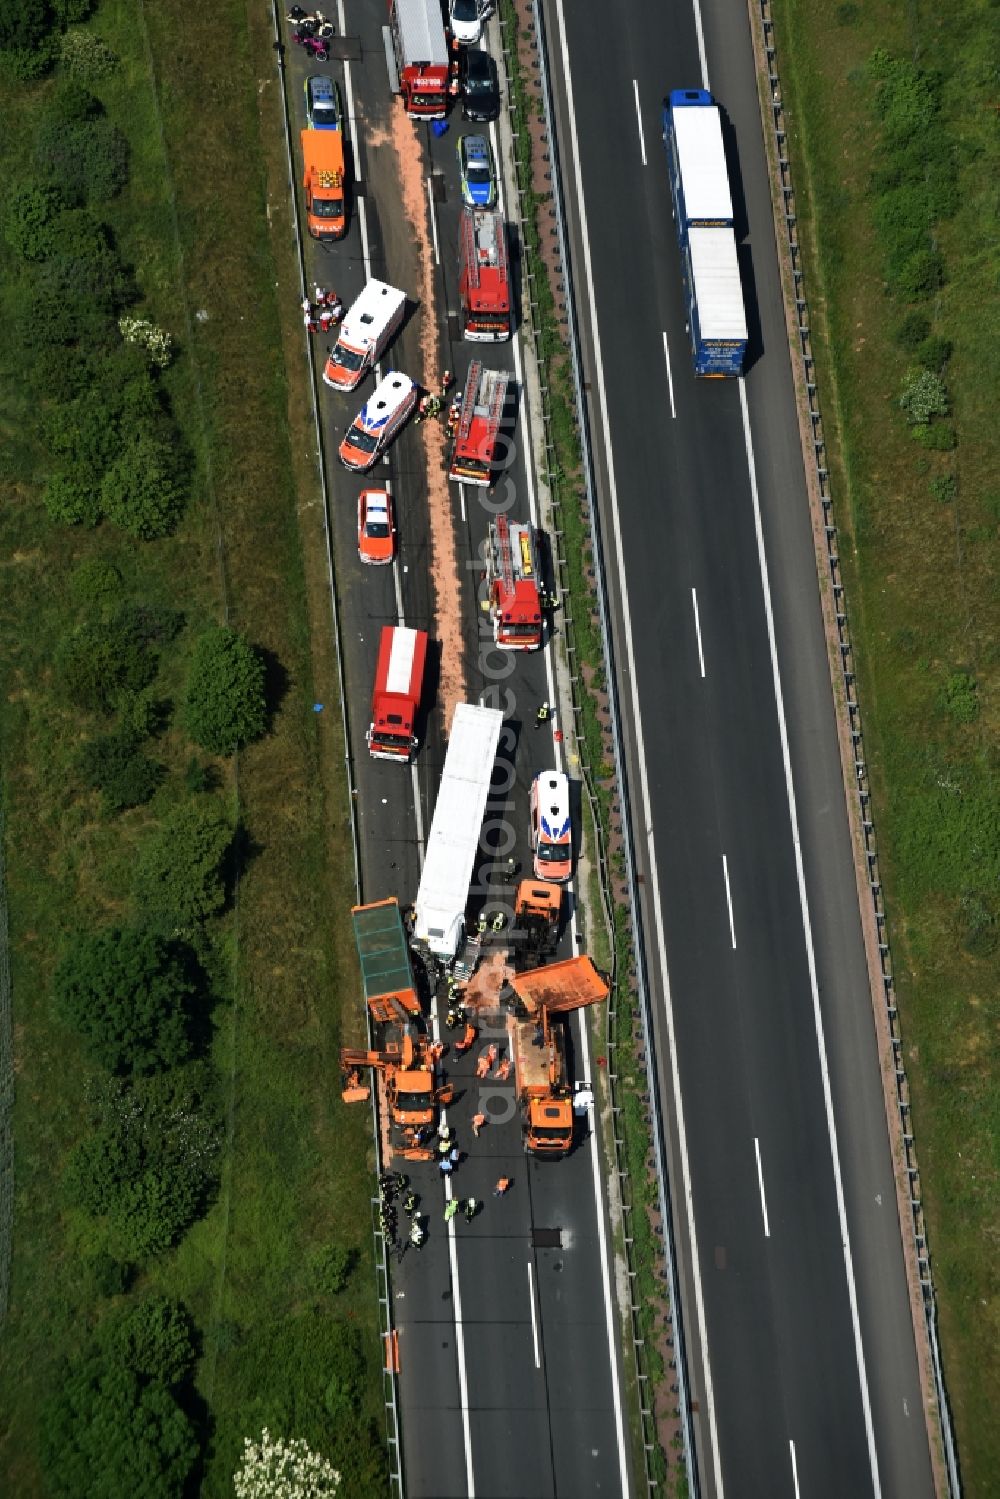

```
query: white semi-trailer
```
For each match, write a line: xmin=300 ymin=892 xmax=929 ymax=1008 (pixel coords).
xmin=412 ymin=702 xmax=503 ymax=964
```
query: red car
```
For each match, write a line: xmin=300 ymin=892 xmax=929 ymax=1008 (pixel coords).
xmin=357 ymin=488 xmax=396 ymax=565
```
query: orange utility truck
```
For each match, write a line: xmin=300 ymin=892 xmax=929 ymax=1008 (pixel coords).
xmin=301 ymin=127 xmax=346 ymax=241
xmin=506 ymin=955 xmax=608 ymax=1155
xmin=341 ymin=898 xmax=452 ymax=1159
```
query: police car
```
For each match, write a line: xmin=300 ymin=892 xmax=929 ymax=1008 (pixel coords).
xmin=339 ymin=372 xmax=417 ymax=472
xmin=304 ymin=75 xmax=343 ymax=130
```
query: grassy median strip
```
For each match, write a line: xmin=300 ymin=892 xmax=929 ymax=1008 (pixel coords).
xmin=772 ymin=0 xmax=1000 ymax=1487
xmin=0 ymin=1 xmax=384 ymax=1492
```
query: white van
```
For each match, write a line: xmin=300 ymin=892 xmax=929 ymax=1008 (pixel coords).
xmin=323 ymin=279 xmax=406 ymax=391
xmin=339 ymin=372 xmax=417 ymax=472
xmin=529 ymin=770 xmax=572 ymax=882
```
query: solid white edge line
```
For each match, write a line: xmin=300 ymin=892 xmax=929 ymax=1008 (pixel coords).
xmin=691 ymin=586 xmax=706 ymax=678
xmin=427 ymin=174 xmax=441 ymax=265
xmin=738 ymin=379 xmax=881 ymax=1494
xmin=690 ymin=0 xmax=710 ymax=92
xmin=553 ymin=1 xmax=722 ymax=1492
xmin=753 ymin=1136 xmax=770 ymax=1238
xmin=721 ymin=853 xmax=736 ymax=950
xmin=632 ymin=78 xmax=647 ymax=166
xmin=444 ymin=1172 xmax=476 ymax=1498
xmin=527 ymin=1260 xmax=542 ymax=1369
xmin=662 ymin=329 xmax=677 ymax=419
xmin=789 ymin=1438 xmax=801 ymax=1499
xmin=336 ymin=0 xmax=362 ymax=182
xmin=460 ymin=480 xmax=467 ymax=524
xmin=493 ymin=107 xmax=628 ymax=1492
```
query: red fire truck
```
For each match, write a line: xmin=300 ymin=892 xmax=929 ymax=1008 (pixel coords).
xmin=387 ymin=0 xmax=450 ymax=119
xmin=459 ymin=206 xmax=511 ymax=341
xmin=448 ymin=361 xmax=510 ymax=487
xmin=367 ymin=625 xmax=429 ymax=762
xmin=486 ymin=516 xmax=542 ymax=649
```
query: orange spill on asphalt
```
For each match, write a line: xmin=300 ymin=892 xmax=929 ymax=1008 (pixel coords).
xmin=389 ymin=101 xmax=468 ymax=724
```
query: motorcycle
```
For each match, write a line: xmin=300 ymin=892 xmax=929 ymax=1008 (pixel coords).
xmin=292 ymin=30 xmax=330 ymax=58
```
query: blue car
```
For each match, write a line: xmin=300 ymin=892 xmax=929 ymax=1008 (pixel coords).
xmin=457 ymin=133 xmax=496 ymax=209
xmin=305 ymin=75 xmax=343 ymax=131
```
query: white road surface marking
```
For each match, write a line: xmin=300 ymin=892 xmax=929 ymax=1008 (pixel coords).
xmin=790 ymin=1439 xmax=801 ymax=1498
xmin=754 ymin=1137 xmax=770 ymax=1238
xmin=426 ymin=174 xmax=441 ymax=265
xmin=739 ymin=379 xmax=881 ymax=1493
xmin=691 ymin=586 xmax=706 ymax=677
xmin=722 ymin=853 xmax=736 ymax=949
xmin=632 ymin=79 xmax=647 ymax=166
xmin=555 ymin=0 xmax=717 ymax=1491
xmin=527 ymin=1261 xmax=542 ymax=1368
xmin=662 ymin=330 xmax=677 ymax=419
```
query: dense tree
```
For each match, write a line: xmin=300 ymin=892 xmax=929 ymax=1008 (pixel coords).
xmin=55 ymin=613 xmax=158 ymax=714
xmin=77 ymin=731 xmax=163 ymax=811
xmin=101 ymin=431 xmax=187 ymax=539
xmin=40 ymin=1357 xmax=198 ymax=1499
xmin=134 ymin=801 xmax=233 ymax=927
xmin=3 ymin=181 xmax=61 ymax=260
xmin=0 ymin=0 xmax=52 ymax=52
xmin=184 ymin=626 xmax=268 ymax=755
xmin=99 ymin=1295 xmax=197 ymax=1388
xmin=34 ymin=117 xmax=129 ymax=205
xmin=42 ymin=469 xmax=102 ymax=528
xmin=63 ymin=1069 xmax=221 ymax=1259
xmin=54 ymin=928 xmax=194 ymax=1074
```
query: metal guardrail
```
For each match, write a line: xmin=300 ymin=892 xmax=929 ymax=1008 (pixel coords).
xmin=267 ymin=7 xmax=402 ymax=1493
xmin=754 ymin=3 xmax=959 ymax=1494
xmin=500 ymin=3 xmax=698 ymax=1492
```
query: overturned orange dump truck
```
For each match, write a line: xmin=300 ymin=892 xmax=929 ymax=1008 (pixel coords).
xmin=507 ymin=954 xmax=608 ymax=1156
xmin=340 ymin=898 xmax=452 ymax=1160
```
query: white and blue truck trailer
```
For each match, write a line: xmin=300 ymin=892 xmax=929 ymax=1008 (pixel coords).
xmin=662 ymin=88 xmax=748 ymax=377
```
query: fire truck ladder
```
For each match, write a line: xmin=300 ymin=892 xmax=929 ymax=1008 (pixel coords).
xmin=462 ymin=207 xmax=506 ymax=292
xmin=456 ymin=360 xmax=482 ymax=445
xmin=492 ymin=514 xmax=516 ymax=595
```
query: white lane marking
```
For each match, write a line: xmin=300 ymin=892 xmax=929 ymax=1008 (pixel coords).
xmin=494 ymin=108 xmax=627 ymax=1483
xmin=739 ymin=379 xmax=881 ymax=1494
xmin=632 ymin=79 xmax=647 ymax=166
xmin=426 ymin=174 xmax=441 ymax=266
xmin=443 ymin=1171 xmax=475 ymax=1497
xmin=336 ymin=0 xmax=362 ymax=182
xmin=691 ymin=587 xmax=706 ymax=677
xmin=690 ymin=0 xmax=710 ymax=92
xmin=722 ymin=854 xmax=736 ymax=949
xmin=790 ymin=1439 xmax=801 ymax=1499
xmin=460 ymin=481 xmax=467 ymax=524
xmin=753 ymin=1137 xmax=770 ymax=1238
xmin=554 ymin=8 xmax=692 ymax=1494
xmin=662 ymin=330 xmax=677 ymax=419
xmin=527 ymin=1261 xmax=542 ymax=1369
xmin=357 ymin=193 xmax=372 ymax=274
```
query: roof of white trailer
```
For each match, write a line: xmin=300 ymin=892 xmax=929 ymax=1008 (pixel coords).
xmin=689 ymin=228 xmax=747 ymax=341
xmin=672 ymin=103 xmax=733 ymax=224
xmin=414 ymin=703 xmax=503 ymax=941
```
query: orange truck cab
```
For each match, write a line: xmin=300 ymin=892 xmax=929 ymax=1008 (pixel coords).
xmin=301 ymin=127 xmax=346 ymax=240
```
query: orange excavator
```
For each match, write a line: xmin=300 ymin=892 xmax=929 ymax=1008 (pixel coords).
xmin=341 ymin=899 xmax=453 ymax=1161
xmin=505 ymin=954 xmax=609 ymax=1156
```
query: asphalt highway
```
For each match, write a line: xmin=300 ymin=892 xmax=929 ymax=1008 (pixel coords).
xmin=542 ymin=0 xmax=937 ymax=1494
xmin=280 ymin=3 xmax=630 ymax=1494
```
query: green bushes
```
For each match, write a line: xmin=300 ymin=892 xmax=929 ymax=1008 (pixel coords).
xmin=134 ymin=800 xmax=234 ymax=928
xmin=39 ymin=1358 xmax=198 ymax=1499
xmin=76 ymin=730 xmax=163 ymax=811
xmin=98 ymin=1295 xmax=198 ymax=1387
xmin=54 ymin=929 xmax=197 ymax=1074
xmin=55 ymin=610 xmax=160 ymax=713
xmin=62 ymin=1068 xmax=221 ymax=1259
xmin=184 ymin=626 xmax=268 ymax=755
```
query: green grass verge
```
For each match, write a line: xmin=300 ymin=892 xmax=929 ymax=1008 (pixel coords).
xmin=0 ymin=0 xmax=385 ymax=1491
xmin=772 ymin=0 xmax=1000 ymax=1489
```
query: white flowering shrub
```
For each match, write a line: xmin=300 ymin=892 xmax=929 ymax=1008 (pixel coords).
xmin=234 ymin=1429 xmax=341 ymax=1498
xmin=119 ymin=314 xmax=174 ymax=369
xmin=60 ymin=29 xmax=119 ymax=80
